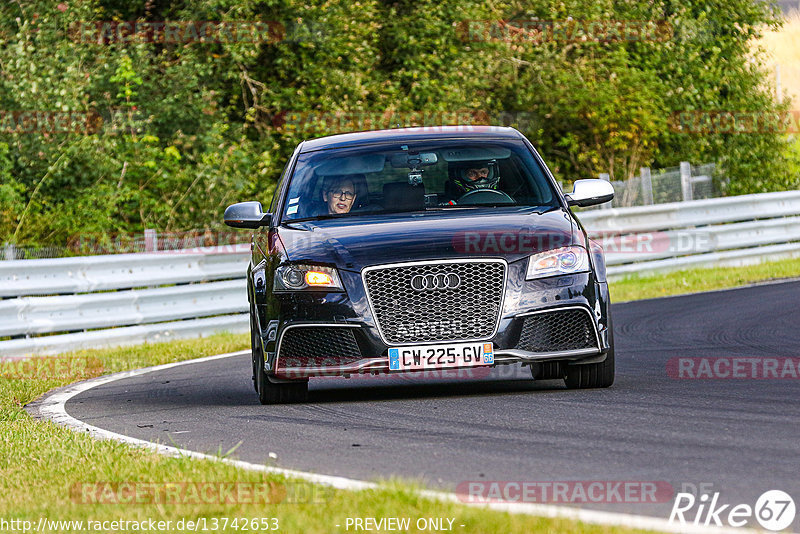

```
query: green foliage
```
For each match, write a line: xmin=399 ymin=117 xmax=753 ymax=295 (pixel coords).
xmin=488 ymin=0 xmax=791 ymax=188
xmin=632 ymin=0 xmax=795 ymax=194
xmin=0 ymin=143 xmax=23 ymax=234
xmin=109 ymin=55 xmax=144 ymax=105
xmin=0 ymin=0 xmax=793 ymax=246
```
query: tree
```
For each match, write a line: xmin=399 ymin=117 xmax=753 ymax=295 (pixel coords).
xmin=0 ymin=0 xmax=792 ymax=247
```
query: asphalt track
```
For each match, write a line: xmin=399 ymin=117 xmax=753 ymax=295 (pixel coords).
xmin=56 ymin=280 xmax=800 ymax=521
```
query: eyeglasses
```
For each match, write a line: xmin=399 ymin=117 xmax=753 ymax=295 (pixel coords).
xmin=329 ymin=190 xmax=355 ymax=200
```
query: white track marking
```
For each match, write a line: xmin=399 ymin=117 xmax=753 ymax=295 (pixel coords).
xmin=30 ymin=350 xmax=764 ymax=534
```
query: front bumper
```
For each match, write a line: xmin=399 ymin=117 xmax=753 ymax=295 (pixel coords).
xmin=259 ymin=264 xmax=611 ymax=379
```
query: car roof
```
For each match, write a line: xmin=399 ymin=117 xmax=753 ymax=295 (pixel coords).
xmin=298 ymin=125 xmax=524 ymax=153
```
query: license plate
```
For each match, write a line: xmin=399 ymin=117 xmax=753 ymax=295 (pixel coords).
xmin=388 ymin=342 xmax=494 ymax=371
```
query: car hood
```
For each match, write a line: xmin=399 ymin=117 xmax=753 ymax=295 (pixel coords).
xmin=278 ymin=207 xmax=579 ymax=271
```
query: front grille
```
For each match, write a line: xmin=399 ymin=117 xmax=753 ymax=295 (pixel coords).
xmin=516 ymin=308 xmax=598 ymax=352
xmin=363 ymin=260 xmax=506 ymax=344
xmin=278 ymin=327 xmax=362 ymax=368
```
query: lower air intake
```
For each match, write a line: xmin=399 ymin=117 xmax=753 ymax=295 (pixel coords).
xmin=278 ymin=327 xmax=362 ymax=368
xmin=516 ymin=308 xmax=598 ymax=352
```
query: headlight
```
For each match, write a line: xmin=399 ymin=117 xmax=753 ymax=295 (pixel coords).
xmin=273 ymin=264 xmax=344 ymax=291
xmin=526 ymin=246 xmax=590 ymax=280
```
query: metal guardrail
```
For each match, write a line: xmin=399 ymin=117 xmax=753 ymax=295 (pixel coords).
xmin=577 ymin=190 xmax=800 ymax=279
xmin=596 ymin=217 xmax=800 ymax=265
xmin=0 ymin=279 xmax=246 ymax=337
xmin=0 ymin=247 xmax=250 ymax=297
xmin=2 ymin=190 xmax=799 ymax=357
xmin=578 ymin=190 xmax=800 ymax=232
xmin=0 ymin=248 xmax=250 ymax=358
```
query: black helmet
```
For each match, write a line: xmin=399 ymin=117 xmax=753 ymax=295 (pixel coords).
xmin=450 ymin=160 xmax=500 ymax=194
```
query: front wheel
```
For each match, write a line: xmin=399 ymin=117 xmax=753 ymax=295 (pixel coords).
xmin=530 ymin=361 xmax=565 ymax=380
xmin=564 ymin=324 xmax=615 ymax=389
xmin=250 ymin=313 xmax=260 ymax=393
xmin=251 ymin=316 xmax=308 ymax=404
xmin=256 ymin=365 xmax=309 ymax=404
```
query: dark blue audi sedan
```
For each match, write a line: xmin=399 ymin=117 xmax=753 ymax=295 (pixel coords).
xmin=224 ymin=126 xmax=615 ymax=403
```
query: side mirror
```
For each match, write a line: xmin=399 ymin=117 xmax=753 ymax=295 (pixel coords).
xmin=564 ymin=179 xmax=614 ymax=207
xmin=224 ymin=201 xmax=271 ymax=228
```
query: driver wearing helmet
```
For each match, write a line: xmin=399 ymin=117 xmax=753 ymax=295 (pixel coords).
xmin=445 ymin=160 xmax=500 ymax=201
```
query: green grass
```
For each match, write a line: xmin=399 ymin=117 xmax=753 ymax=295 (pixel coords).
xmin=609 ymin=257 xmax=800 ymax=302
xmin=0 ymin=334 xmax=651 ymax=534
xmin=4 ymin=259 xmax=798 ymax=533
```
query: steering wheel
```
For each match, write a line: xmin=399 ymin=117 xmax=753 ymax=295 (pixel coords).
xmin=456 ymin=188 xmax=515 ymax=205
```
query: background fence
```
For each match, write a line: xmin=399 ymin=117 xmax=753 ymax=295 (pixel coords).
xmin=586 ymin=161 xmax=719 ymax=209
xmin=1 ymin=189 xmax=799 ymax=358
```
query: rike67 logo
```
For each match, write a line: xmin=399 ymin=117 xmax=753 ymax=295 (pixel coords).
xmin=669 ymin=490 xmax=796 ymax=531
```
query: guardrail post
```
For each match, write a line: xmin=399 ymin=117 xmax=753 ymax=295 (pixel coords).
xmin=3 ymin=242 xmax=15 ymax=261
xmin=680 ymin=161 xmax=693 ymax=202
xmin=599 ymin=173 xmax=611 ymax=209
xmin=640 ymin=167 xmax=654 ymax=205
xmin=144 ymin=229 xmax=158 ymax=252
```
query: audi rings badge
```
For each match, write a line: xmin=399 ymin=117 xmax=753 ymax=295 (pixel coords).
xmin=410 ymin=273 xmax=461 ymax=291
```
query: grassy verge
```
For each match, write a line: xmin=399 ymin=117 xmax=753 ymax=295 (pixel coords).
xmin=609 ymin=257 xmax=800 ymax=303
xmin=0 ymin=334 xmax=650 ymax=534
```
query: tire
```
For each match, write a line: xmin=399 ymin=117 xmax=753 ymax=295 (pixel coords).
xmin=251 ymin=316 xmax=309 ymax=404
xmin=256 ymin=369 xmax=309 ymax=404
xmin=530 ymin=361 xmax=565 ymax=380
xmin=564 ymin=323 xmax=615 ymax=389
xmin=250 ymin=312 xmax=260 ymax=393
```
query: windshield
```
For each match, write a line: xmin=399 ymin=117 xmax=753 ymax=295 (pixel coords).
xmin=280 ymin=139 xmax=559 ymax=222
